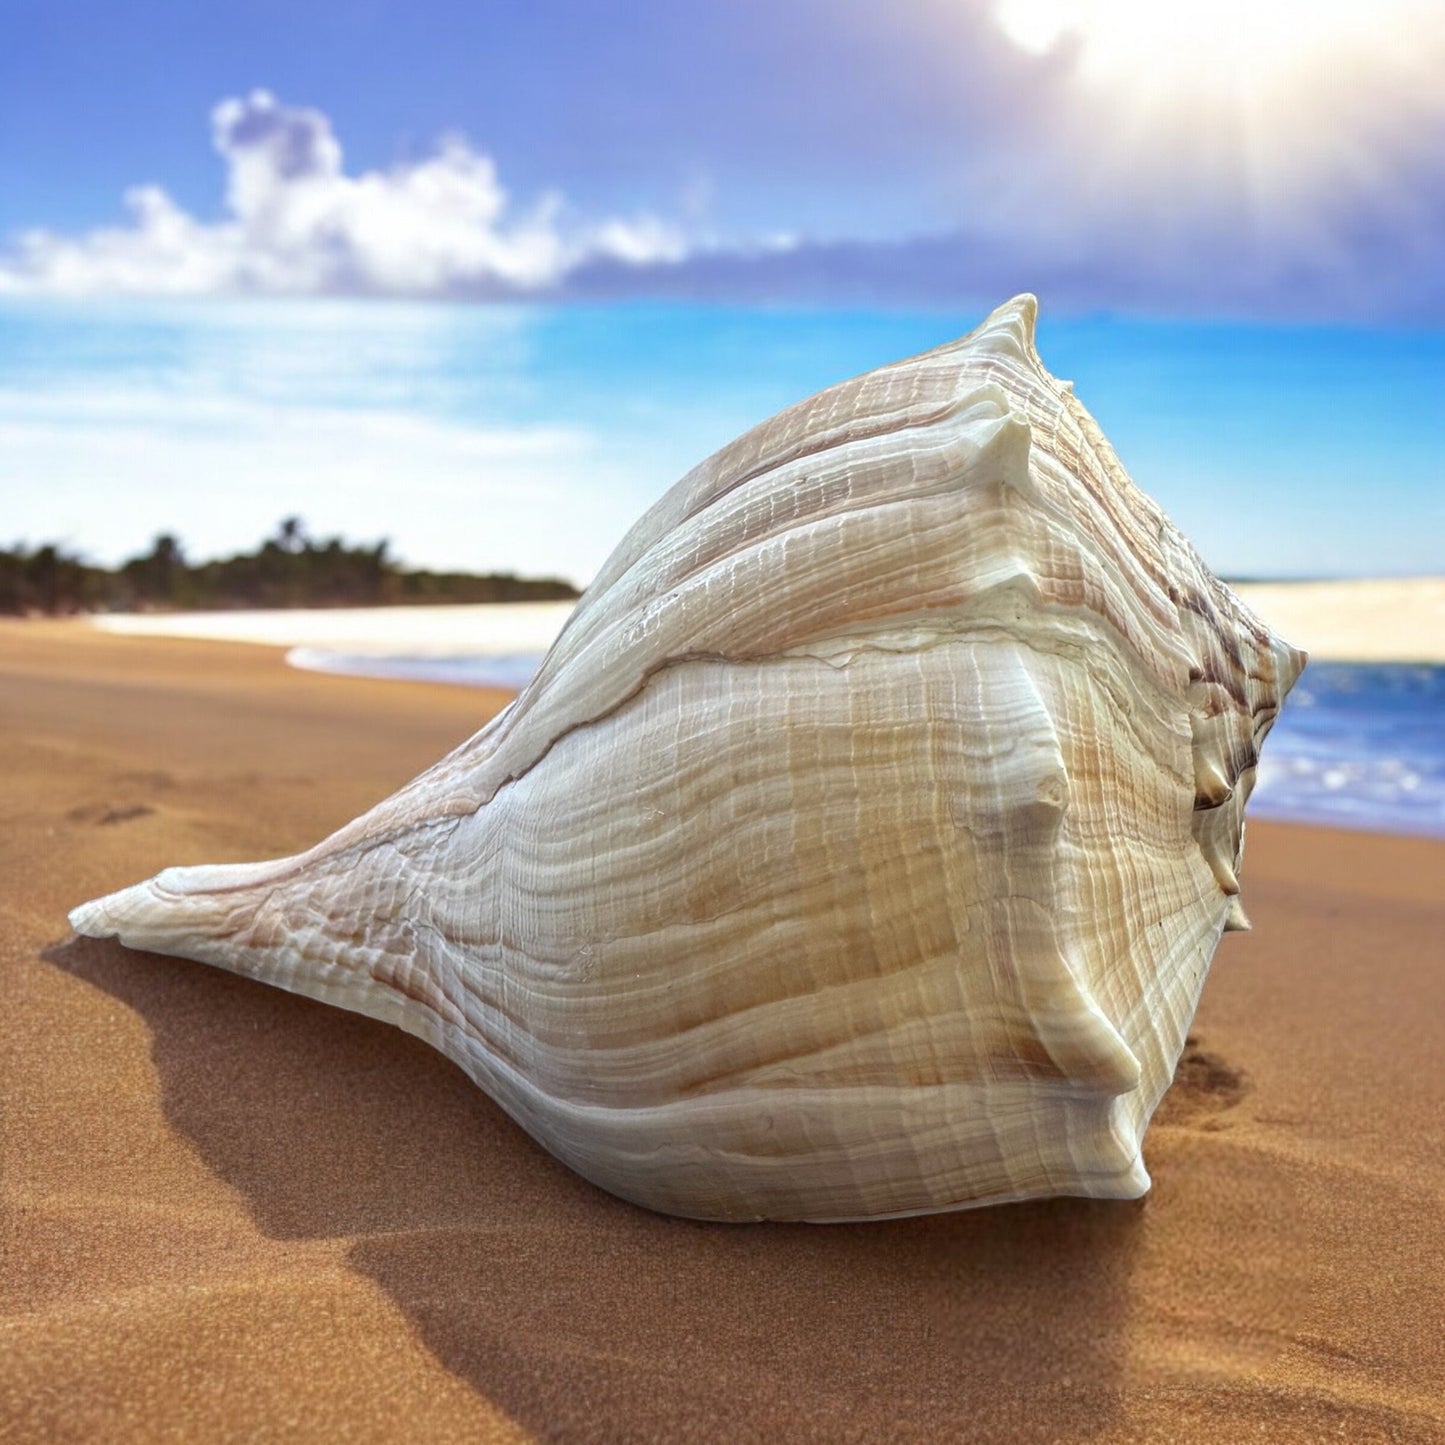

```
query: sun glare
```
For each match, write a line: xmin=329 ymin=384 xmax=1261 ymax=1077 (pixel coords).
xmin=991 ymin=0 xmax=1442 ymax=215
xmin=995 ymin=0 xmax=1424 ymax=89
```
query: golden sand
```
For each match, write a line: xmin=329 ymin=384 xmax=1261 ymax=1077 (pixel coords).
xmin=2 ymin=620 xmax=1442 ymax=1441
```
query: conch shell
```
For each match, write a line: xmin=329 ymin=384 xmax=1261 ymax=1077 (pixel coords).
xmin=71 ymin=296 xmax=1304 ymax=1222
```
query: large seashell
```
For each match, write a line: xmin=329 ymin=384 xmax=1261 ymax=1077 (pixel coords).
xmin=70 ymin=296 xmax=1305 ymax=1222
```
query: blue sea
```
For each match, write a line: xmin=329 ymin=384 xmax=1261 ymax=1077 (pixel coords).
xmin=297 ymin=650 xmax=1445 ymax=840
xmin=1251 ymin=662 xmax=1445 ymax=838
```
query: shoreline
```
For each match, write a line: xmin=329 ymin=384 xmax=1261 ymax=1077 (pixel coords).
xmin=3 ymin=622 xmax=1443 ymax=1440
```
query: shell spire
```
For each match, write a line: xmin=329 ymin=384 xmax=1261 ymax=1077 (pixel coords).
xmin=973 ymin=291 xmax=1041 ymax=360
xmin=72 ymin=296 xmax=1304 ymax=1222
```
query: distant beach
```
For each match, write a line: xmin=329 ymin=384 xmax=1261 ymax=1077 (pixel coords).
xmin=1232 ymin=577 xmax=1445 ymax=664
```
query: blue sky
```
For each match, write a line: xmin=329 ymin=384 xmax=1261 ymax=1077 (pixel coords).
xmin=0 ymin=2 xmax=1440 ymax=580
xmin=3 ymin=1 xmax=1443 ymax=318
xmin=3 ymin=297 xmax=1439 ymax=582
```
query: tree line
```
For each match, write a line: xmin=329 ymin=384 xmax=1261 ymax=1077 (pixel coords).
xmin=0 ymin=518 xmax=579 ymax=615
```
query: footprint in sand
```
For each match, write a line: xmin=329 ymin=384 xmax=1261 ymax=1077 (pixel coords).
xmin=1154 ymin=1035 xmax=1251 ymax=1130
xmin=67 ymin=802 xmax=157 ymax=827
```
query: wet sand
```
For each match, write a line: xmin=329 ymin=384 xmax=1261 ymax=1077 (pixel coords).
xmin=2 ymin=620 xmax=1442 ymax=1442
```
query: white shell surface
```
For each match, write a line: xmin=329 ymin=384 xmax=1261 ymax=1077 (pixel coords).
xmin=70 ymin=296 xmax=1305 ymax=1222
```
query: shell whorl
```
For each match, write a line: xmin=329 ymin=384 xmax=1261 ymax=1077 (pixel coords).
xmin=70 ymin=295 xmax=1304 ymax=1222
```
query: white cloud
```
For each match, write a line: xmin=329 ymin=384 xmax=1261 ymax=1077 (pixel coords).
xmin=0 ymin=50 xmax=1438 ymax=321
xmin=0 ymin=91 xmax=691 ymax=299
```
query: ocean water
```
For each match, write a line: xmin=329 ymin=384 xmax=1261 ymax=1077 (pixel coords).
xmin=292 ymin=651 xmax=1445 ymax=840
xmin=289 ymin=646 xmax=551 ymax=693
xmin=1250 ymin=662 xmax=1445 ymax=838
